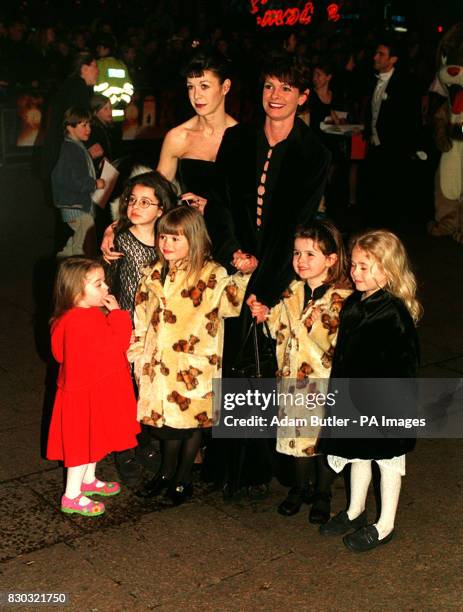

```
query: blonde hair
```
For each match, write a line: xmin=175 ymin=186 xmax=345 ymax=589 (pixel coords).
xmin=51 ymin=257 xmax=103 ymax=322
xmin=350 ymin=230 xmax=423 ymax=323
xmin=156 ymin=206 xmax=212 ymax=285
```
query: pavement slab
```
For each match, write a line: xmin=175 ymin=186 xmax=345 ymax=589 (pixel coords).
xmin=70 ymin=503 xmax=282 ymax=607
xmin=0 ymin=543 xmax=137 ymax=611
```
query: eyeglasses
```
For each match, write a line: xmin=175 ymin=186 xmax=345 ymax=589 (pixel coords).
xmin=127 ymin=195 xmax=159 ymax=209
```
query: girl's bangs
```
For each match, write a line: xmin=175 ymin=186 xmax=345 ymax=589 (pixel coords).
xmin=157 ymin=217 xmax=184 ymax=237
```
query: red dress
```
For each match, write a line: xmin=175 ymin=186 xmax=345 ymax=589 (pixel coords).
xmin=47 ymin=307 xmax=140 ymax=467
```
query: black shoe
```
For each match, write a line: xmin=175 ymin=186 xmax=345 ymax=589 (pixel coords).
xmin=278 ymin=487 xmax=304 ymax=516
xmin=167 ymin=482 xmax=193 ymax=506
xmin=308 ymin=492 xmax=331 ymax=524
xmin=343 ymin=525 xmax=394 ymax=552
xmin=136 ymin=473 xmax=171 ymax=498
xmin=319 ymin=510 xmax=368 ymax=536
xmin=114 ymin=451 xmax=141 ymax=486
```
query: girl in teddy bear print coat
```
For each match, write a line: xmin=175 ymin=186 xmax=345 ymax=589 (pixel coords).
xmin=249 ymin=221 xmax=351 ymax=523
xmin=128 ymin=206 xmax=255 ymax=504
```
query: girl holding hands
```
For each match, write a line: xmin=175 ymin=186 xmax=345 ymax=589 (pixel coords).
xmin=249 ymin=221 xmax=352 ymax=523
xmin=129 ymin=207 xmax=256 ymax=505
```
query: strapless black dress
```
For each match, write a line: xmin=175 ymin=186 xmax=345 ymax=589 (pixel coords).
xmin=176 ymin=158 xmax=216 ymax=198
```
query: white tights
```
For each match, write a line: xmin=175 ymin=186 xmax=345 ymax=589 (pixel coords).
xmin=346 ymin=460 xmax=402 ymax=540
xmin=65 ymin=462 xmax=101 ymax=505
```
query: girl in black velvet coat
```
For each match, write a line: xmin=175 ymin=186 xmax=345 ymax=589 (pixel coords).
xmin=319 ymin=230 xmax=421 ymax=552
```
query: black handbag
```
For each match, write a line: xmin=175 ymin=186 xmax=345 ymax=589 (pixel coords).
xmin=229 ymin=319 xmax=278 ymax=378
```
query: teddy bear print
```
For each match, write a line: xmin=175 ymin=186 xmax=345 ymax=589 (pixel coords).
xmin=276 ymin=322 xmax=288 ymax=345
xmin=206 ymin=273 xmax=217 ymax=289
xmin=150 ymin=306 xmax=161 ymax=331
xmin=142 ymin=354 xmax=159 ymax=382
xmin=142 ymin=410 xmax=163 ymax=426
xmin=163 ymin=309 xmax=177 ymax=324
xmin=150 ymin=269 xmax=161 ymax=281
xmin=167 ymin=390 xmax=191 ymax=411
xmin=160 ymin=361 xmax=169 ymax=376
xmin=225 ymin=283 xmax=240 ymax=307
xmin=205 ymin=308 xmax=220 ymax=337
xmin=281 ymin=287 xmax=294 ymax=299
xmin=207 ymin=354 xmax=222 ymax=369
xmin=302 ymin=446 xmax=316 ymax=456
xmin=321 ymin=313 xmax=339 ymax=335
xmin=135 ymin=291 xmax=149 ymax=306
xmin=172 ymin=335 xmax=200 ymax=353
xmin=195 ymin=411 xmax=213 ymax=427
xmin=181 ymin=280 xmax=207 ymax=306
xmin=176 ymin=366 xmax=203 ymax=391
xmin=296 ymin=362 xmax=313 ymax=388
xmin=321 ymin=346 xmax=334 ymax=369
xmin=330 ymin=292 xmax=344 ymax=314
xmin=202 ymin=390 xmax=215 ymax=399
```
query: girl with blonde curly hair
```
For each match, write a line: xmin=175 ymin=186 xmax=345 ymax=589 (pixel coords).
xmin=318 ymin=229 xmax=421 ymax=552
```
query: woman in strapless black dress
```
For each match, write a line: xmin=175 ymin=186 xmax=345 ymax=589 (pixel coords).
xmin=156 ymin=51 xmax=237 ymax=213
xmin=100 ymin=51 xmax=237 ymax=259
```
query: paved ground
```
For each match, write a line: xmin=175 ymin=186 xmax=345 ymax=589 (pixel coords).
xmin=0 ymin=163 xmax=462 ymax=611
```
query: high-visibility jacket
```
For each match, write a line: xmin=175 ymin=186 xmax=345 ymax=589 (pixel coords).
xmin=94 ymin=56 xmax=134 ymax=121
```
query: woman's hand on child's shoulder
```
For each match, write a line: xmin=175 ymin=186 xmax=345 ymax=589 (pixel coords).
xmin=102 ymin=294 xmax=120 ymax=311
xmin=101 ymin=223 xmax=124 ymax=263
xmin=246 ymin=294 xmax=269 ymax=323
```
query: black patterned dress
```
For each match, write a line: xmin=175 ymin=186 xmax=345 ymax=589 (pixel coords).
xmin=111 ymin=230 xmax=157 ymax=318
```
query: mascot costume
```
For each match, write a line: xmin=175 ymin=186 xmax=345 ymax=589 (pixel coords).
xmin=428 ymin=23 xmax=463 ymax=242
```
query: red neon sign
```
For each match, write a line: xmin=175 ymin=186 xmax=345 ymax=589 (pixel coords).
xmin=327 ymin=3 xmax=340 ymax=22
xmin=250 ymin=0 xmax=314 ymax=27
xmin=250 ymin=1 xmax=341 ymax=27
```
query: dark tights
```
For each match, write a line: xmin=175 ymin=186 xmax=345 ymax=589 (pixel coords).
xmin=293 ymin=455 xmax=336 ymax=494
xmin=159 ymin=430 xmax=203 ymax=485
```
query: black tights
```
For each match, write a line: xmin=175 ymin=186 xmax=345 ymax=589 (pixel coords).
xmin=159 ymin=430 xmax=202 ymax=485
xmin=293 ymin=455 xmax=336 ymax=494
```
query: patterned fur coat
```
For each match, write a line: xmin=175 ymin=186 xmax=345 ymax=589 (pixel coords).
xmin=128 ymin=259 xmax=250 ymax=429
xmin=266 ymin=281 xmax=351 ymax=457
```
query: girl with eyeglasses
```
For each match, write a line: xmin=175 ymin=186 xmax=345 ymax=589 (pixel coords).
xmin=110 ymin=171 xmax=178 ymax=317
xmin=109 ymin=171 xmax=178 ymax=485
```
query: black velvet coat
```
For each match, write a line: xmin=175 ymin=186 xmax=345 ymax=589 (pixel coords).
xmin=204 ymin=119 xmax=331 ymax=309
xmin=319 ymin=289 xmax=420 ymax=460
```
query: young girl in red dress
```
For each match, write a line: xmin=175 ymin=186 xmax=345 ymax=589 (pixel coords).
xmin=47 ymin=257 xmax=140 ymax=516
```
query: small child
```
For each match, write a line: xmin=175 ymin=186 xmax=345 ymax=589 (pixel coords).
xmin=51 ymin=107 xmax=105 ymax=257
xmin=249 ymin=221 xmax=352 ymax=522
xmin=318 ymin=230 xmax=421 ymax=551
xmin=110 ymin=171 xmax=178 ymax=316
xmin=47 ymin=257 xmax=140 ymax=516
xmin=128 ymin=206 xmax=256 ymax=505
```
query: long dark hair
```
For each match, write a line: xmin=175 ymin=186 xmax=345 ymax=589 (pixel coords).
xmin=115 ymin=171 xmax=178 ymax=234
xmin=295 ymin=220 xmax=349 ymax=286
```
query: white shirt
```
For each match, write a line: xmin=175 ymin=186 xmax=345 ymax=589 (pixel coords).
xmin=371 ymin=68 xmax=395 ymax=145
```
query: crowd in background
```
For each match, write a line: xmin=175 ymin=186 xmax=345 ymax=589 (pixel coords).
xmin=0 ymin=6 xmax=442 ymax=128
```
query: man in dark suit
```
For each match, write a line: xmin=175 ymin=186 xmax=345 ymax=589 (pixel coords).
xmin=361 ymin=37 xmax=420 ymax=228
xmin=204 ymin=52 xmax=330 ymax=501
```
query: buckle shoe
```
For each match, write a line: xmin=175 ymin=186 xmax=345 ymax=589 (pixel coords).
xmin=319 ymin=510 xmax=368 ymax=536
xmin=343 ymin=525 xmax=395 ymax=552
